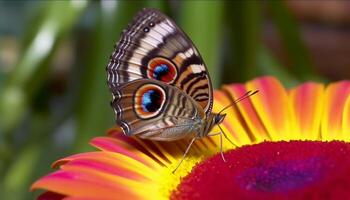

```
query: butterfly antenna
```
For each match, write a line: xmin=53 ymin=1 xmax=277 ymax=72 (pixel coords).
xmin=172 ymin=137 xmax=197 ymax=174
xmin=218 ymin=90 xmax=259 ymax=115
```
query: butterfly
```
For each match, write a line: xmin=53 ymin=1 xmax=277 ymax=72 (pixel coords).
xmin=106 ymin=8 xmax=257 ymax=172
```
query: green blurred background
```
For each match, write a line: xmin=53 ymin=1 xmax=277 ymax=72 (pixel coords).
xmin=1 ymin=0 xmax=350 ymax=199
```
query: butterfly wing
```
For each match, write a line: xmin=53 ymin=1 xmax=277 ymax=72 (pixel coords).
xmin=107 ymin=8 xmax=213 ymax=116
xmin=110 ymin=79 xmax=205 ymax=141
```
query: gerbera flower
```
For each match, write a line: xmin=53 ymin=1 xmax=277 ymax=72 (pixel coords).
xmin=31 ymin=76 xmax=350 ymax=199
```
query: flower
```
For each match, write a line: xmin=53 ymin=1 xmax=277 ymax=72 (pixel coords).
xmin=31 ymin=76 xmax=350 ymax=199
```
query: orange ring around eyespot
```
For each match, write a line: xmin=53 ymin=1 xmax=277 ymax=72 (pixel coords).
xmin=134 ymin=83 xmax=166 ymax=119
xmin=147 ymin=57 xmax=177 ymax=84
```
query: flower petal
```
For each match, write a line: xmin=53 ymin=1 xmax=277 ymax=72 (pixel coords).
xmin=59 ymin=154 xmax=153 ymax=182
xmin=211 ymin=90 xmax=253 ymax=147
xmin=321 ymin=81 xmax=350 ymax=141
xmin=289 ymin=82 xmax=324 ymax=140
xmin=32 ymin=150 xmax=170 ymax=200
xmin=246 ymin=76 xmax=292 ymax=140
xmin=223 ymin=83 xmax=270 ymax=143
xmin=343 ymin=96 xmax=350 ymax=138
xmin=90 ymin=136 xmax=162 ymax=167
xmin=32 ymin=170 xmax=144 ymax=199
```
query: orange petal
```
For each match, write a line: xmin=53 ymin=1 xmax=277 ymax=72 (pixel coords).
xmin=212 ymin=90 xmax=253 ymax=146
xmin=289 ymin=82 xmax=324 ymax=140
xmin=246 ymin=76 xmax=292 ymax=140
xmin=31 ymin=170 xmax=144 ymax=199
xmin=322 ymin=81 xmax=350 ymax=141
xmin=343 ymin=95 xmax=350 ymax=138
xmin=59 ymin=153 xmax=154 ymax=182
xmin=223 ymin=83 xmax=270 ymax=143
xmin=90 ymin=137 xmax=162 ymax=167
xmin=95 ymin=134 xmax=173 ymax=167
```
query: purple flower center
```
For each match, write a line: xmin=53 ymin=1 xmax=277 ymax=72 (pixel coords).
xmin=237 ymin=157 xmax=323 ymax=192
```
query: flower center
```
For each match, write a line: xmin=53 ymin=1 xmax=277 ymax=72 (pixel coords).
xmin=237 ymin=157 xmax=323 ymax=192
xmin=171 ymin=141 xmax=350 ymax=199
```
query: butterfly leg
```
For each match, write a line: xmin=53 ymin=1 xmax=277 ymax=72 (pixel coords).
xmin=207 ymin=132 xmax=227 ymax=162
xmin=219 ymin=132 xmax=227 ymax=162
xmin=172 ymin=137 xmax=197 ymax=174
xmin=218 ymin=124 xmax=238 ymax=148
xmin=207 ymin=132 xmax=221 ymax=136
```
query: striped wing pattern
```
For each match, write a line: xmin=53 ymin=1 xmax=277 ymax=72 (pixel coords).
xmin=106 ymin=8 xmax=213 ymax=116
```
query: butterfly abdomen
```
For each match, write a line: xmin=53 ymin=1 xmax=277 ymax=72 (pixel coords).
xmin=138 ymin=120 xmax=198 ymax=141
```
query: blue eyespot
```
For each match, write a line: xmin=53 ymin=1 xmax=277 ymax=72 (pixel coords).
xmin=148 ymin=58 xmax=177 ymax=83
xmin=141 ymin=89 xmax=162 ymax=112
xmin=134 ymin=84 xmax=166 ymax=119
xmin=153 ymin=64 xmax=169 ymax=80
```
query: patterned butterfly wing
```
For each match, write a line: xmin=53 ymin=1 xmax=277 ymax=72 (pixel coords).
xmin=110 ymin=79 xmax=205 ymax=141
xmin=106 ymin=8 xmax=213 ymax=117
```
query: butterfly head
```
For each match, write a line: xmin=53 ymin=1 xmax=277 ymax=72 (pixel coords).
xmin=214 ymin=113 xmax=226 ymax=125
xmin=200 ymin=113 xmax=226 ymax=137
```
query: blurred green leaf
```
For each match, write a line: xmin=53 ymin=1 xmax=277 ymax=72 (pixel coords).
xmin=145 ymin=0 xmax=169 ymax=12
xmin=0 ymin=2 xmax=88 ymax=197
xmin=2 ymin=109 xmax=69 ymax=200
xmin=224 ymin=1 xmax=262 ymax=83
xmin=0 ymin=0 xmax=87 ymax=133
xmin=180 ymin=0 xmax=224 ymax=88
xmin=3 ymin=142 xmax=42 ymax=200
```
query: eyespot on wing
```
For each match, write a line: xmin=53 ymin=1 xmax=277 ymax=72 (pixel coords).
xmin=134 ymin=83 xmax=167 ymax=119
